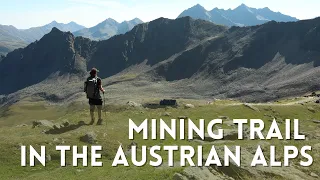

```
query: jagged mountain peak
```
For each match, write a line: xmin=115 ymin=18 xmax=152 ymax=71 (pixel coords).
xmin=50 ymin=26 xmax=62 ymax=32
xmin=262 ymin=7 xmax=271 ymax=11
xmin=183 ymin=3 xmax=206 ymax=11
xmin=49 ymin=20 xmax=58 ymax=24
xmin=126 ymin=18 xmax=143 ymax=24
xmin=238 ymin=3 xmax=248 ymax=8
xmin=193 ymin=3 xmax=205 ymax=8
xmin=104 ymin=18 xmax=118 ymax=23
xmin=178 ymin=3 xmax=298 ymax=26
xmin=234 ymin=3 xmax=251 ymax=11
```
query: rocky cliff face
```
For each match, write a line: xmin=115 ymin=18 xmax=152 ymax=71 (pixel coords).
xmin=0 ymin=28 xmax=90 ymax=94
xmin=88 ymin=17 xmax=227 ymax=77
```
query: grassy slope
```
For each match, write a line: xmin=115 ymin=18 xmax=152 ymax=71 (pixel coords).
xmin=0 ymin=98 xmax=319 ymax=179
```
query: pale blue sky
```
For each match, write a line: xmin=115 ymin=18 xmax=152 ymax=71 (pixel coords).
xmin=0 ymin=0 xmax=319 ymax=29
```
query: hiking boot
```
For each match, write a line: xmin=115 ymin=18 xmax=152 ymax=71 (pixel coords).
xmin=97 ymin=119 xmax=103 ymax=125
xmin=89 ymin=119 xmax=95 ymax=125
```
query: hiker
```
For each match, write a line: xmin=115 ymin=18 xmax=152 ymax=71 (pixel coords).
xmin=84 ymin=68 xmax=105 ymax=125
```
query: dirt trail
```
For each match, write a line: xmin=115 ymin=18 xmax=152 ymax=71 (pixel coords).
xmin=224 ymin=97 xmax=317 ymax=106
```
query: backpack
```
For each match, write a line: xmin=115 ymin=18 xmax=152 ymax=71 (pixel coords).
xmin=84 ymin=77 xmax=100 ymax=99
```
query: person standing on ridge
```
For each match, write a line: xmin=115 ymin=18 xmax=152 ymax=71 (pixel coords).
xmin=84 ymin=68 xmax=105 ymax=125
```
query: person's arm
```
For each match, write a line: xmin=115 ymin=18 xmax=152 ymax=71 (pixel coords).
xmin=98 ymin=78 xmax=105 ymax=93
xmin=84 ymin=80 xmax=88 ymax=92
xmin=99 ymin=85 xmax=105 ymax=93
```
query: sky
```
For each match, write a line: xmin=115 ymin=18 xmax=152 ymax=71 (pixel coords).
xmin=0 ymin=0 xmax=319 ymax=29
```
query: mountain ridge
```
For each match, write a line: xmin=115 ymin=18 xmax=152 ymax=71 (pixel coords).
xmin=0 ymin=21 xmax=85 ymax=55
xmin=178 ymin=3 xmax=299 ymax=26
xmin=73 ymin=18 xmax=143 ymax=40
xmin=0 ymin=18 xmax=143 ymax=55
xmin=1 ymin=16 xmax=320 ymax=103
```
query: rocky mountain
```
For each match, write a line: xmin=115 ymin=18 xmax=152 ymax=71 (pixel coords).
xmin=178 ymin=3 xmax=299 ymax=26
xmin=0 ymin=27 xmax=93 ymax=94
xmin=73 ymin=18 xmax=143 ymax=40
xmin=1 ymin=16 xmax=320 ymax=103
xmin=0 ymin=21 xmax=85 ymax=55
xmin=0 ymin=17 xmax=222 ymax=95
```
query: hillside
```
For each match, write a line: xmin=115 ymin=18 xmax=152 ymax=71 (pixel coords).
xmin=0 ymin=98 xmax=320 ymax=179
xmin=1 ymin=17 xmax=320 ymax=105
xmin=178 ymin=4 xmax=298 ymax=26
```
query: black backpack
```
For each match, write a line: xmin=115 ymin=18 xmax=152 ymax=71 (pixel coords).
xmin=84 ymin=77 xmax=100 ymax=99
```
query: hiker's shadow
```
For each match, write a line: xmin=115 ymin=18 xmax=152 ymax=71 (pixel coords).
xmin=45 ymin=121 xmax=88 ymax=135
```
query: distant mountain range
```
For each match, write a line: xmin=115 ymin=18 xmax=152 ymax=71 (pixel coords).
xmin=0 ymin=18 xmax=143 ymax=55
xmin=0 ymin=21 xmax=85 ymax=55
xmin=178 ymin=3 xmax=299 ymax=26
xmin=22 ymin=21 xmax=86 ymax=41
xmin=73 ymin=18 xmax=143 ymax=40
xmin=0 ymin=4 xmax=301 ymax=56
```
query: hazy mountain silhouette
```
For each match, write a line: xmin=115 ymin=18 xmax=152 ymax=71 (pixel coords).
xmin=0 ymin=21 xmax=85 ymax=55
xmin=178 ymin=3 xmax=298 ymax=26
xmin=73 ymin=18 xmax=143 ymax=40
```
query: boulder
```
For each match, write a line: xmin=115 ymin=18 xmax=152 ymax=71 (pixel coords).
xmin=16 ymin=124 xmax=28 ymax=127
xmin=307 ymin=107 xmax=316 ymax=113
xmin=184 ymin=104 xmax=195 ymax=108
xmin=80 ymin=132 xmax=97 ymax=144
xmin=218 ymin=116 xmax=229 ymax=120
xmin=62 ymin=120 xmax=70 ymax=127
xmin=313 ymin=120 xmax=320 ymax=124
xmin=53 ymin=124 xmax=63 ymax=130
xmin=173 ymin=173 xmax=188 ymax=180
xmin=53 ymin=138 xmax=65 ymax=144
xmin=310 ymin=172 xmax=319 ymax=178
xmin=32 ymin=120 xmax=54 ymax=128
xmin=127 ymin=141 xmax=138 ymax=150
xmin=243 ymin=103 xmax=259 ymax=112
xmin=127 ymin=101 xmax=142 ymax=107
xmin=223 ymin=120 xmax=235 ymax=127
xmin=46 ymin=154 xmax=52 ymax=162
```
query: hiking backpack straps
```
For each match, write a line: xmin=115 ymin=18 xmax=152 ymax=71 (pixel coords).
xmin=85 ymin=77 xmax=99 ymax=99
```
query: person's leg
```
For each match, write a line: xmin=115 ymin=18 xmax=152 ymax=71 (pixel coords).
xmin=96 ymin=98 xmax=103 ymax=125
xmin=97 ymin=105 xmax=102 ymax=124
xmin=90 ymin=105 xmax=95 ymax=125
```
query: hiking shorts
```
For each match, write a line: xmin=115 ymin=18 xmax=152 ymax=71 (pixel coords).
xmin=89 ymin=98 xmax=103 ymax=106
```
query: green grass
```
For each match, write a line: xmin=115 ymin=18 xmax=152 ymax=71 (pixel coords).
xmin=0 ymin=99 xmax=319 ymax=179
